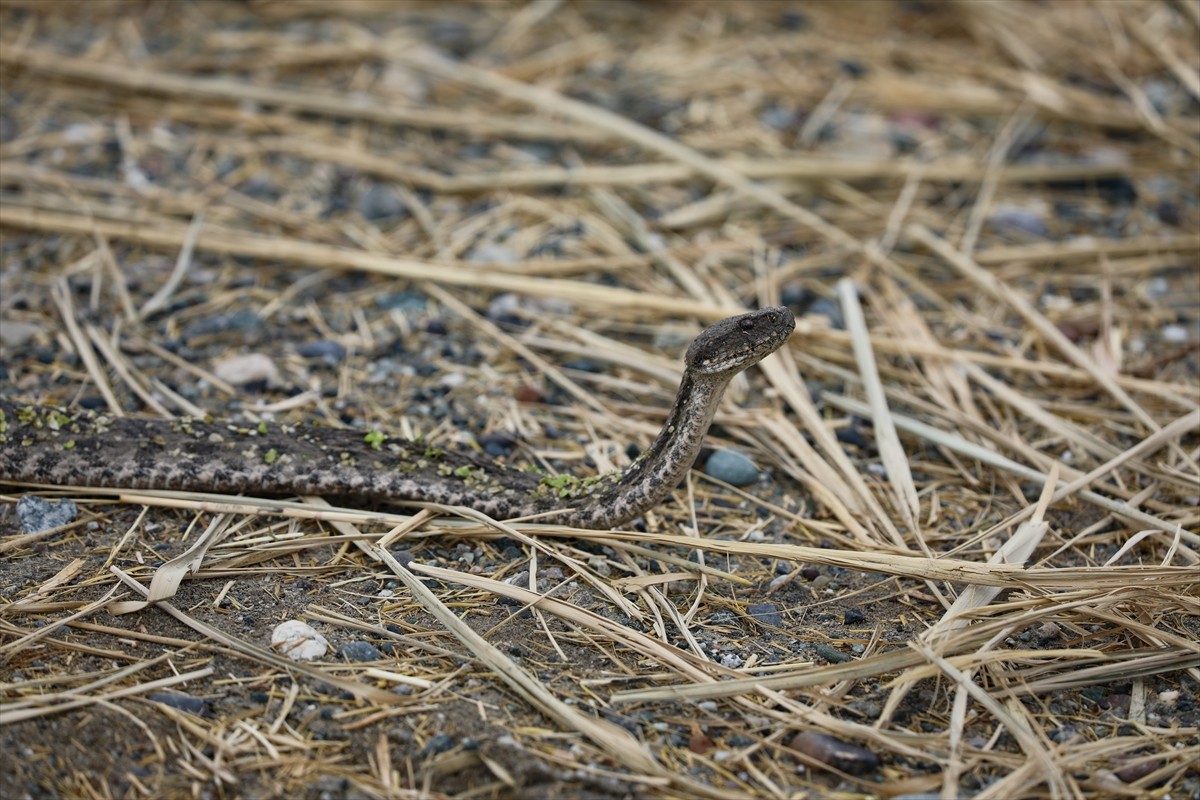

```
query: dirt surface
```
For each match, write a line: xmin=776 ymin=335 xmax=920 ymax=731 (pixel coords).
xmin=1 ymin=2 xmax=1198 ymax=799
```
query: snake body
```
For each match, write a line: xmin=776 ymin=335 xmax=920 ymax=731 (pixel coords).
xmin=0 ymin=307 xmax=794 ymax=529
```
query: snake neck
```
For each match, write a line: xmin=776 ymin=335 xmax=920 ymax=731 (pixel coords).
xmin=570 ymin=370 xmax=730 ymax=528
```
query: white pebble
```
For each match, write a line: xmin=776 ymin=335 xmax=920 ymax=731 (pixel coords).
xmin=214 ymin=352 xmax=282 ymax=388
xmin=1161 ymin=324 xmax=1188 ymax=344
xmin=270 ymin=620 xmax=329 ymax=661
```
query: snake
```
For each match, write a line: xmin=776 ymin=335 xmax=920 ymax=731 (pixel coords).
xmin=0 ymin=306 xmax=794 ymax=529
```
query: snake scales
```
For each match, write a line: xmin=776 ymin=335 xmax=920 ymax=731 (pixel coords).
xmin=0 ymin=307 xmax=794 ymax=529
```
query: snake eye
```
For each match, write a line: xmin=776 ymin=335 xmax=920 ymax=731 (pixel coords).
xmin=739 ymin=318 xmax=755 ymax=331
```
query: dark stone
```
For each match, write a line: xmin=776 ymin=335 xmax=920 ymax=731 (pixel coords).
xmin=815 ymin=644 xmax=852 ymax=664
xmin=746 ymin=603 xmax=782 ymax=628
xmin=843 ymin=608 xmax=867 ymax=625
xmin=296 ymin=340 xmax=347 ymax=364
xmin=789 ymin=731 xmax=880 ymax=775
xmin=337 ymin=641 xmax=383 ymax=662
xmin=477 ymin=431 xmax=518 ymax=457
xmin=148 ymin=692 xmax=207 ymax=715
xmin=359 ymin=182 xmax=407 ymax=220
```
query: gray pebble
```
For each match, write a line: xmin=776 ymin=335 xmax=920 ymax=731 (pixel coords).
xmin=988 ymin=203 xmax=1050 ymax=238
xmin=375 ymin=290 xmax=427 ymax=312
xmin=359 ymin=182 xmax=407 ymax=220
xmin=653 ymin=326 xmax=693 ymax=352
xmin=296 ymin=340 xmax=347 ymax=364
xmin=338 ymin=641 xmax=383 ymax=662
xmin=803 ymin=296 xmax=845 ymax=330
xmin=16 ymin=495 xmax=78 ymax=533
xmin=148 ymin=691 xmax=207 ymax=714
xmin=0 ymin=320 xmax=44 ymax=349
xmin=759 ymin=104 xmax=800 ymax=131
xmin=704 ymin=450 xmax=761 ymax=486
xmin=487 ymin=293 xmax=522 ymax=319
xmin=469 ymin=244 xmax=519 ymax=264
xmin=815 ymin=644 xmax=852 ymax=664
xmin=746 ymin=602 xmax=782 ymax=628
xmin=181 ymin=309 xmax=263 ymax=341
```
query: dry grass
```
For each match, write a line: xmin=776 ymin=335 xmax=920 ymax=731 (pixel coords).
xmin=0 ymin=1 xmax=1197 ymax=799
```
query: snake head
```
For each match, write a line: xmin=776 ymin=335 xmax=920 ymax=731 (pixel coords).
xmin=684 ymin=306 xmax=795 ymax=377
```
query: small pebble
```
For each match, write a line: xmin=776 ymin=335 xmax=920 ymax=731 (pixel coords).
xmin=270 ymin=620 xmax=329 ymax=661
xmin=988 ymin=202 xmax=1050 ymax=238
xmin=790 ymin=731 xmax=880 ymax=775
xmin=1156 ymin=201 xmax=1181 ymax=226
xmin=418 ymin=733 xmax=456 ymax=758
xmin=476 ymin=431 xmax=518 ymax=457
xmin=653 ymin=326 xmax=693 ymax=352
xmin=759 ymin=104 xmax=799 ymax=131
xmin=562 ymin=358 xmax=602 ymax=373
xmin=514 ymin=385 xmax=543 ymax=403
xmin=835 ymin=426 xmax=869 ymax=449
xmin=239 ymin=173 xmax=278 ymax=200
xmin=359 ymin=182 xmax=407 ymax=220
xmin=487 ymin=293 xmax=522 ymax=321
xmin=376 ymin=290 xmax=427 ymax=312
xmin=438 ymin=372 xmax=467 ymax=389
xmin=338 ymin=641 xmax=383 ymax=662
xmin=804 ymin=296 xmax=845 ymax=330
xmin=704 ymin=450 xmax=760 ymax=486
xmin=1036 ymin=622 xmax=1061 ymax=641
xmin=0 ymin=320 xmax=44 ymax=349
xmin=1144 ymin=277 xmax=1171 ymax=300
xmin=1161 ymin=324 xmax=1189 ymax=344
xmin=295 ymin=340 xmax=347 ymax=364
xmin=469 ymin=244 xmax=519 ymax=264
xmin=213 ymin=352 xmax=282 ymax=389
xmin=746 ymin=603 xmax=782 ymax=628
xmin=388 ymin=548 xmax=416 ymax=567
xmin=148 ymin=692 xmax=207 ymax=714
xmin=1057 ymin=317 xmax=1100 ymax=343
xmin=16 ymin=496 xmax=78 ymax=534
xmin=1114 ymin=758 xmax=1159 ymax=783
xmin=181 ymin=309 xmax=262 ymax=341
xmin=815 ymin=644 xmax=852 ymax=664
xmin=1103 ymin=693 xmax=1132 ymax=715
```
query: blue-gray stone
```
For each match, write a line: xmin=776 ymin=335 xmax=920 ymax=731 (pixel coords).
xmin=704 ymin=450 xmax=760 ymax=486
xmin=148 ymin=692 xmax=207 ymax=714
xmin=376 ymin=290 xmax=427 ymax=312
xmin=337 ymin=641 xmax=382 ymax=662
xmin=16 ymin=495 xmax=78 ymax=534
xmin=296 ymin=340 xmax=347 ymax=364
xmin=181 ymin=309 xmax=263 ymax=341
xmin=746 ymin=603 xmax=782 ymax=628
xmin=359 ymin=182 xmax=407 ymax=220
